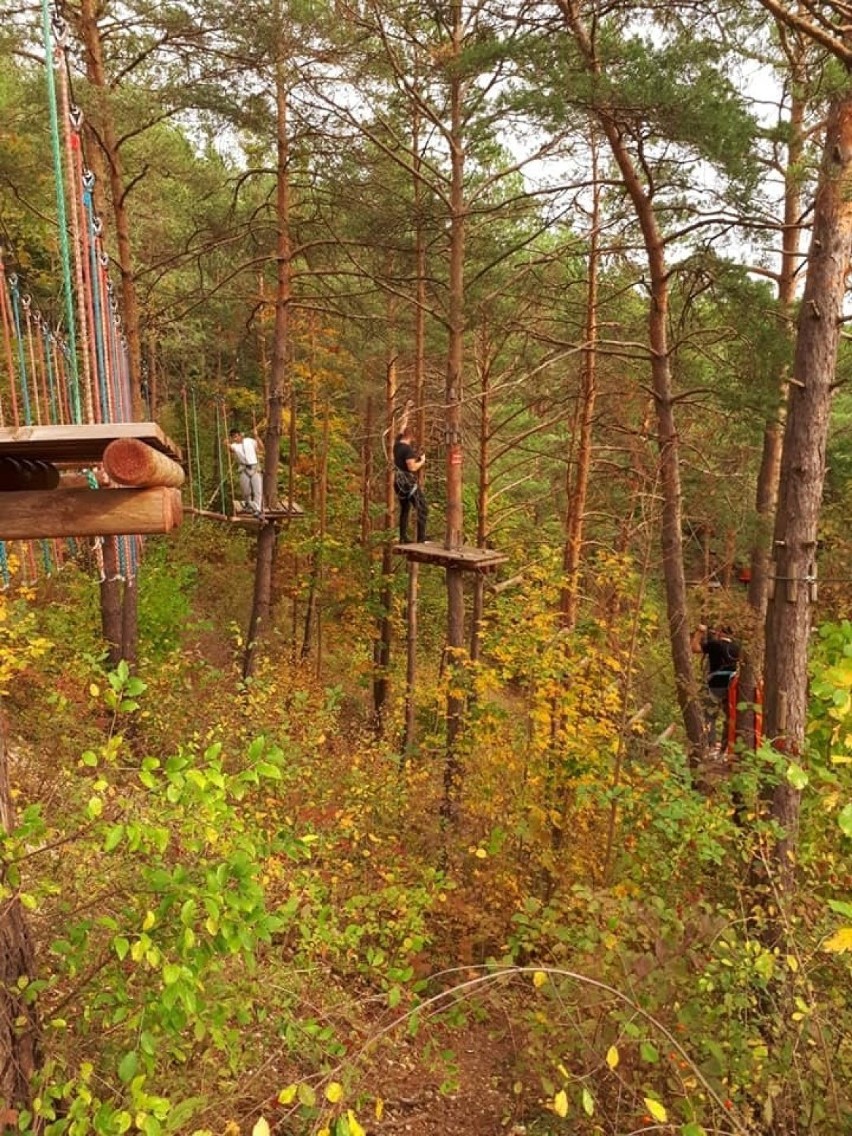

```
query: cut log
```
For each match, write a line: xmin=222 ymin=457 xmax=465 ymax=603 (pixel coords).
xmin=103 ymin=438 xmax=185 ymax=488
xmin=0 ymin=487 xmax=183 ymax=539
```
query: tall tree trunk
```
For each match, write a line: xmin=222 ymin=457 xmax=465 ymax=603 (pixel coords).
xmin=441 ymin=0 xmax=468 ymax=821
xmin=372 ymin=354 xmax=397 ymax=732
xmin=470 ymin=336 xmax=490 ymax=661
xmin=244 ymin=55 xmax=290 ymax=680
xmin=738 ymin=74 xmax=806 ymax=750
xmin=561 ymin=138 xmax=601 ymax=630
xmin=762 ymin=91 xmax=852 ymax=894
xmin=100 ymin=536 xmax=123 ymax=667
xmin=561 ymin=4 xmax=704 ymax=756
xmin=360 ymin=396 xmax=374 ymax=547
xmin=0 ymin=716 xmax=40 ymax=1121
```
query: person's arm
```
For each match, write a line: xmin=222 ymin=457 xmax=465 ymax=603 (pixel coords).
xmin=405 ymin=450 xmax=425 ymax=473
xmin=690 ymin=624 xmax=707 ymax=654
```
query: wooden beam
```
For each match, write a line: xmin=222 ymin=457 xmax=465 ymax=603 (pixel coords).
xmin=0 ymin=488 xmax=183 ymax=540
xmin=0 ymin=422 xmax=182 ymax=465
xmin=103 ymin=438 xmax=185 ymax=488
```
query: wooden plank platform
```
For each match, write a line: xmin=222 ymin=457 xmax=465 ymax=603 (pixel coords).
xmin=0 ymin=422 xmax=183 ymax=466
xmin=393 ymin=542 xmax=507 ymax=572
xmin=187 ymin=504 xmax=305 ymax=528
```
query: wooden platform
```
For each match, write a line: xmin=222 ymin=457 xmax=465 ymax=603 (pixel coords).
xmin=0 ymin=422 xmax=182 ymax=466
xmin=393 ymin=542 xmax=507 ymax=572
xmin=187 ymin=504 xmax=305 ymax=529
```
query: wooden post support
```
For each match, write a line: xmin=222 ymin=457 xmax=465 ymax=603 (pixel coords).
xmin=103 ymin=438 xmax=185 ymax=488
xmin=403 ymin=561 xmax=419 ymax=751
xmin=0 ymin=487 xmax=183 ymax=540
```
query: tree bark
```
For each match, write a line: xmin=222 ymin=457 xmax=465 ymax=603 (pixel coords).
xmin=0 ymin=717 xmax=40 ymax=1120
xmin=762 ymin=91 xmax=852 ymax=894
xmin=738 ymin=69 xmax=806 ymax=751
xmin=244 ymin=56 xmax=290 ymax=680
xmin=372 ymin=354 xmax=397 ymax=732
xmin=441 ymin=0 xmax=468 ymax=821
xmin=100 ymin=536 xmax=123 ymax=667
xmin=561 ymin=137 xmax=601 ymax=630
xmin=561 ymin=3 xmax=704 ymax=756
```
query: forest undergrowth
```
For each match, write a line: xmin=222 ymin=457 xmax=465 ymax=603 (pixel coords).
xmin=1 ymin=523 xmax=849 ymax=1136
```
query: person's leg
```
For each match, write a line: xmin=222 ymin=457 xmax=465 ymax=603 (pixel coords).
xmin=399 ymin=496 xmax=411 ymax=543
xmin=414 ymin=489 xmax=428 ymax=542
xmin=249 ymin=468 xmax=263 ymax=512
xmin=238 ymin=468 xmax=251 ymax=509
xmin=707 ymin=677 xmax=730 ymax=753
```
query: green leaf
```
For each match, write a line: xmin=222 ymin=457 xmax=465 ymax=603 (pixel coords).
xmin=297 ymin=1083 xmax=316 ymax=1107
xmin=681 ymin=1124 xmax=707 ymax=1136
xmin=117 ymin=1050 xmax=138 ymax=1084
xmin=838 ymin=804 xmax=852 ymax=838
xmin=785 ymin=762 xmax=809 ymax=790
xmin=581 ymin=1087 xmax=594 ymax=1116
xmin=639 ymin=1041 xmax=660 ymax=1063
xmin=828 ymin=898 xmax=852 ymax=918
xmin=104 ymin=825 xmax=125 ymax=852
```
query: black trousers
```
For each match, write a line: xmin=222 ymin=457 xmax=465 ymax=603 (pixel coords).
xmin=398 ymin=488 xmax=428 ymax=543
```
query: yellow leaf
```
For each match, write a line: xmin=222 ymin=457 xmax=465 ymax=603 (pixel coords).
xmin=278 ymin=1085 xmax=297 ymax=1105
xmin=251 ymin=1120 xmax=270 ymax=1136
xmin=644 ymin=1097 xmax=668 ymax=1123
xmin=142 ymin=911 xmax=156 ymax=932
xmin=318 ymin=1130 xmax=331 ymax=1136
xmin=785 ymin=955 xmax=799 ymax=972
xmin=532 ymin=971 xmax=548 ymax=988
xmin=325 ymin=1082 xmax=343 ymax=1103
xmin=474 ymin=848 xmax=487 ymax=859
xmin=375 ymin=1098 xmax=384 ymax=1121
xmin=823 ymin=926 xmax=852 ymax=953
xmin=553 ymin=1089 xmax=568 ymax=1117
xmin=346 ymin=1110 xmax=366 ymax=1136
xmin=606 ymin=1045 xmax=619 ymax=1069
xmin=223 ymin=1124 xmax=239 ymax=1136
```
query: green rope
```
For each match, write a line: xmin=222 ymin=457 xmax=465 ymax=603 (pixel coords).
xmin=191 ymin=386 xmax=204 ymax=506
xmin=41 ymin=1 xmax=81 ymax=423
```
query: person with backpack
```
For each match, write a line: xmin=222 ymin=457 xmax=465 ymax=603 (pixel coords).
xmin=691 ymin=622 xmax=741 ymax=753
xmin=393 ymin=426 xmax=429 ymax=544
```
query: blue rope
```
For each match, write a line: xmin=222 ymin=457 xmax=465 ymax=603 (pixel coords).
xmin=40 ymin=540 xmax=53 ymax=574
xmin=83 ymin=186 xmax=109 ymax=419
xmin=43 ymin=325 xmax=59 ymax=421
xmin=191 ymin=386 xmax=203 ymax=505
xmin=0 ymin=543 xmax=8 ymax=589
xmin=41 ymin=0 xmax=81 ymax=423
xmin=9 ymin=277 xmax=32 ymax=425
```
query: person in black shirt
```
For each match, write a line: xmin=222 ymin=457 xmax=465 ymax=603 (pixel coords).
xmin=392 ymin=427 xmax=428 ymax=543
xmin=691 ymin=623 xmax=740 ymax=753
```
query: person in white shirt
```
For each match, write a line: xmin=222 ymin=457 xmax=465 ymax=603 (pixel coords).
xmin=229 ymin=428 xmax=264 ymax=515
